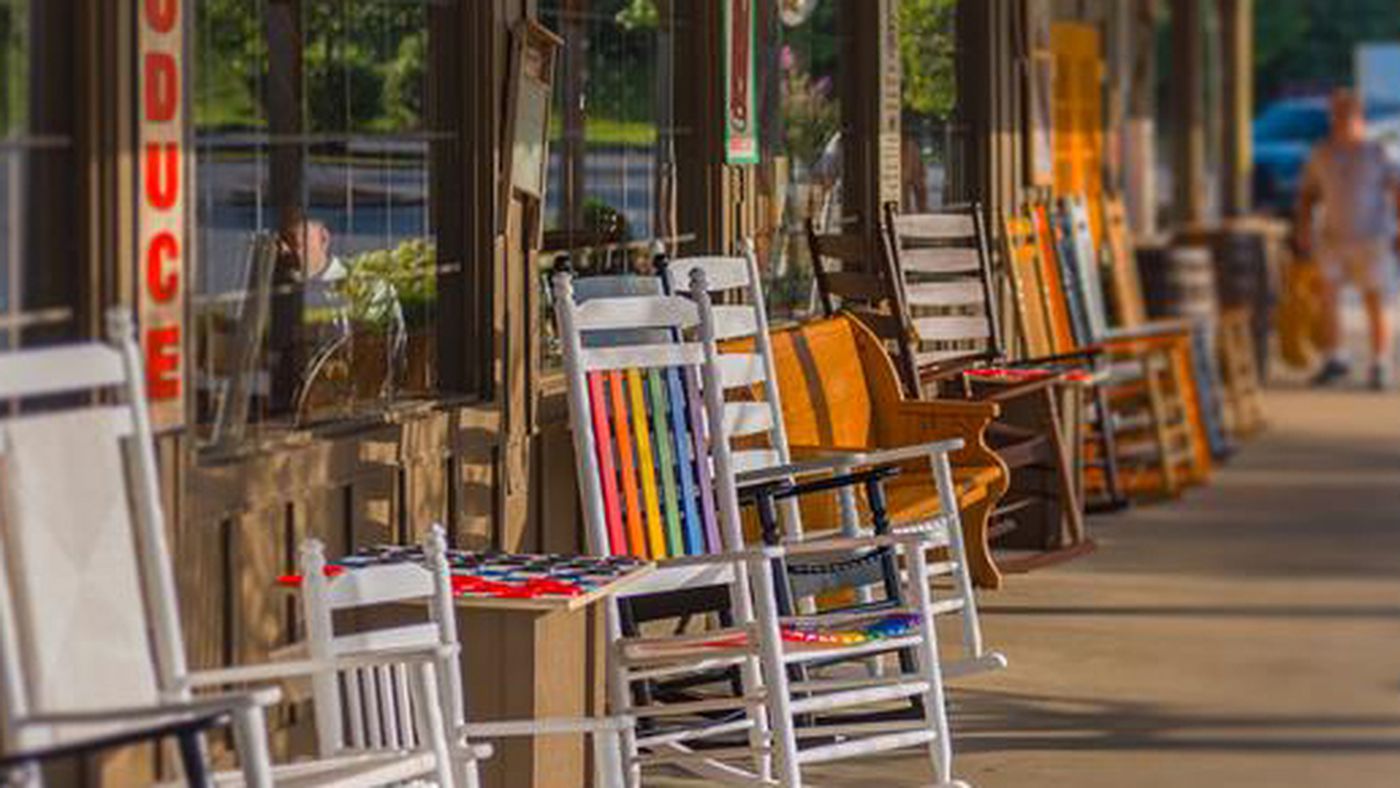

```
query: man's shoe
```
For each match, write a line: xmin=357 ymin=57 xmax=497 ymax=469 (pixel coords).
xmin=1310 ymin=359 xmax=1350 ymax=387
xmin=1370 ymin=365 xmax=1390 ymax=392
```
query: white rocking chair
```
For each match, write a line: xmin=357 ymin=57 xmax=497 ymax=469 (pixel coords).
xmin=0 ymin=310 xmax=457 ymax=787
xmin=294 ymin=526 xmax=630 ymax=788
xmin=554 ymin=270 xmax=970 ymax=787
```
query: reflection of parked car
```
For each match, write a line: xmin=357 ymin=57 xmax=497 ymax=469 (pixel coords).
xmin=1253 ymin=97 xmax=1400 ymax=213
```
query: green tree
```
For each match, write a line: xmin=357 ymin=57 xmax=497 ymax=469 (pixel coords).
xmin=899 ymin=0 xmax=957 ymax=119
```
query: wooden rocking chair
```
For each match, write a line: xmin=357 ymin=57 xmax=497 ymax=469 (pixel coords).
xmin=0 ymin=311 xmax=458 ymax=787
xmin=554 ymin=271 xmax=970 ymax=787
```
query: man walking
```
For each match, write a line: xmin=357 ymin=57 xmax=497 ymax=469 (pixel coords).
xmin=1296 ymin=89 xmax=1400 ymax=389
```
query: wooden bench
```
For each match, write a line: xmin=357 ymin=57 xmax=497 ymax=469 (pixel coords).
xmin=758 ymin=313 xmax=1010 ymax=589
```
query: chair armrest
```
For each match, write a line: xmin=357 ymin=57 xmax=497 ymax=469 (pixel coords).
xmin=1 ymin=713 xmax=231 ymax=770
xmin=917 ymin=352 xmax=1002 ymax=385
xmin=972 ymin=374 xmax=1063 ymax=402
xmin=734 ymin=438 xmax=965 ymax=488
xmin=182 ymin=644 xmax=459 ymax=689
xmin=1104 ymin=317 xmax=1195 ymax=341
xmin=461 ymin=716 xmax=632 ymax=740
xmin=21 ymin=688 xmax=281 ymax=728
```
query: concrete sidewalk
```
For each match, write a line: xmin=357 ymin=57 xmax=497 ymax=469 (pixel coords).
xmin=659 ymin=387 xmax=1400 ymax=786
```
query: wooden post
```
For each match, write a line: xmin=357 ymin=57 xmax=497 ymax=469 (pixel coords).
xmin=840 ymin=0 xmax=900 ymax=264
xmin=1220 ymin=0 xmax=1253 ymax=217
xmin=1171 ymin=0 xmax=1207 ymax=225
xmin=1125 ymin=0 xmax=1159 ymax=236
xmin=674 ymin=0 xmax=730 ymax=253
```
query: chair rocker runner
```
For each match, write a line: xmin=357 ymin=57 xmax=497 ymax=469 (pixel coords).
xmin=554 ymin=270 xmax=971 ymax=787
xmin=0 ymin=311 xmax=458 ymax=787
xmin=295 ymin=527 xmax=630 ymax=788
xmin=661 ymin=245 xmax=1005 ymax=679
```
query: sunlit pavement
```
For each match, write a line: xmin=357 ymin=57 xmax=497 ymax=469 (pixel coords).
xmin=650 ymin=384 xmax=1400 ymax=787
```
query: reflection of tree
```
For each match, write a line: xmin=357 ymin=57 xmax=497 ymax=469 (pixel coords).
xmin=196 ymin=0 xmax=428 ymax=131
xmin=780 ymin=46 xmax=838 ymax=167
xmin=899 ymin=0 xmax=957 ymax=119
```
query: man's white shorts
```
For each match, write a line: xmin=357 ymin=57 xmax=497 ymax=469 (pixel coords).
xmin=1318 ymin=238 xmax=1397 ymax=295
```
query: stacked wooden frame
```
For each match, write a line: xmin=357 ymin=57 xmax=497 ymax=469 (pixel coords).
xmin=553 ymin=269 xmax=971 ymax=787
xmin=1020 ymin=196 xmax=1210 ymax=499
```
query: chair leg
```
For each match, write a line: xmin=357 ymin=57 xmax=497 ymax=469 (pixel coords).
xmin=410 ymin=661 xmax=457 ymax=788
xmin=905 ymin=545 xmax=967 ymax=788
xmin=592 ymin=728 xmax=626 ymax=788
xmin=959 ymin=497 xmax=1001 ymax=590
xmin=1092 ymin=385 xmax=1128 ymax=508
xmin=749 ymin=560 xmax=802 ymax=788
xmin=176 ymin=730 xmax=211 ymax=788
xmin=229 ymin=707 xmax=275 ymax=788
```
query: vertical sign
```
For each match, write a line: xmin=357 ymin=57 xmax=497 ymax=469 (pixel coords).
xmin=724 ymin=0 xmax=759 ymax=164
xmin=139 ymin=0 xmax=187 ymax=430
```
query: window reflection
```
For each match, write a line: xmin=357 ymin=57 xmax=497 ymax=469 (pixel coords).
xmin=195 ymin=0 xmax=454 ymax=448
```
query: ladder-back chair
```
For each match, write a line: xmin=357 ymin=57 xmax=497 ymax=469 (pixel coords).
xmin=297 ymin=527 xmax=629 ymax=788
xmin=554 ymin=270 xmax=970 ymax=787
xmin=0 ymin=311 xmax=458 ymax=787
xmin=877 ymin=204 xmax=1088 ymax=556
xmin=663 ymin=245 xmax=1003 ymax=673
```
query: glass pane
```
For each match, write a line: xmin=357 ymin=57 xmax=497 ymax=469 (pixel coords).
xmin=0 ymin=0 xmax=76 ymax=351
xmin=899 ymin=0 xmax=959 ymax=210
xmin=0 ymin=0 xmax=25 ymax=350
xmin=194 ymin=0 xmax=454 ymax=449
xmin=768 ymin=0 xmax=843 ymax=324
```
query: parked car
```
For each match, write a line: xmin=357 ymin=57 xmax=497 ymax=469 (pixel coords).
xmin=1252 ymin=97 xmax=1400 ymax=213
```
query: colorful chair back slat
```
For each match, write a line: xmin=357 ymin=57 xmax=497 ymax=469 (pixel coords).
xmin=646 ymin=369 xmax=685 ymax=556
xmin=587 ymin=371 xmax=629 ymax=555
xmin=558 ymin=276 xmax=726 ymax=562
xmin=1029 ymin=201 xmax=1078 ymax=354
xmin=625 ymin=369 xmax=668 ymax=557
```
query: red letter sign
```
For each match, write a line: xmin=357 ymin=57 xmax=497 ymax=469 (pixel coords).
xmin=138 ymin=0 xmax=185 ymax=429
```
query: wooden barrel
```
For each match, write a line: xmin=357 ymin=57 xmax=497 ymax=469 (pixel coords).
xmin=1136 ymin=242 xmax=1220 ymax=323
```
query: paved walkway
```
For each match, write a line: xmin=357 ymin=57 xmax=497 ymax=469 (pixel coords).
xmin=660 ymin=386 xmax=1400 ymax=786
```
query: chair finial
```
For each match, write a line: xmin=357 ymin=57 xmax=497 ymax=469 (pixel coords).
xmin=300 ymin=538 xmax=327 ymax=577
xmin=104 ymin=309 xmax=135 ymax=345
xmin=425 ymin=524 xmax=449 ymax=571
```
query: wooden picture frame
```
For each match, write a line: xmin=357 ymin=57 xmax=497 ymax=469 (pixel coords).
xmin=502 ymin=20 xmax=562 ymax=209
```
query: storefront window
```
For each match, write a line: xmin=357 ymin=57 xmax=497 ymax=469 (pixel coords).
xmin=0 ymin=0 xmax=78 ymax=352
xmin=539 ymin=0 xmax=687 ymax=263
xmin=194 ymin=0 xmax=460 ymax=448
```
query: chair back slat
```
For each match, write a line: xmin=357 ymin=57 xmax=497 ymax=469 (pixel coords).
xmin=1056 ymin=195 xmax=1110 ymax=344
xmin=1101 ymin=193 xmax=1149 ymax=328
xmin=573 ymin=295 xmax=699 ymax=332
xmin=905 ymin=281 xmax=986 ymax=308
xmin=0 ymin=345 xmax=127 ymax=400
xmin=1029 ymin=202 xmax=1080 ymax=354
xmin=0 ymin=408 xmax=159 ymax=744
xmin=889 ymin=211 xmax=978 ymax=239
xmin=605 ymin=371 xmax=649 ymax=557
xmin=579 ymin=343 xmax=705 ymax=372
xmin=1000 ymin=211 xmax=1057 ymax=359
xmin=898 ymin=247 xmax=982 ymax=275
xmin=586 ymin=371 xmax=629 ymax=554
